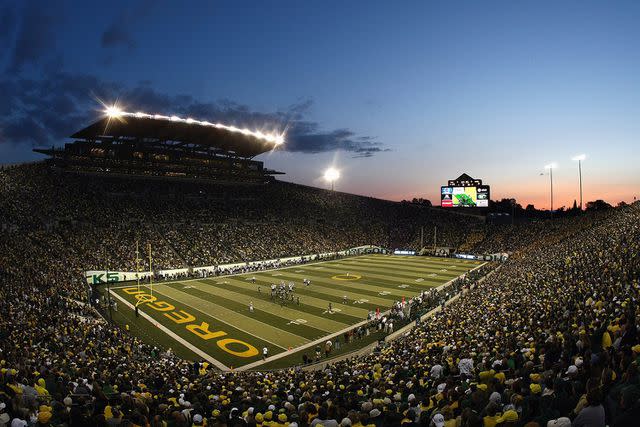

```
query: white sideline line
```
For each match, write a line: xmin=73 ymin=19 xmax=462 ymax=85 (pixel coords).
xmin=109 ymin=289 xmax=229 ymax=371
xmin=110 ymin=253 xmax=366 ymax=290
xmin=236 ymin=311 xmax=378 ymax=371
xmin=384 ymin=262 xmax=489 ymax=341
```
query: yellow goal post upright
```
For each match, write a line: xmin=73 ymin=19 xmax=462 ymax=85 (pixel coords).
xmin=148 ymin=242 xmax=153 ymax=298
xmin=134 ymin=241 xmax=156 ymax=307
xmin=135 ymin=240 xmax=140 ymax=293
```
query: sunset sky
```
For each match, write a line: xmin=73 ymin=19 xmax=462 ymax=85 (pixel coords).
xmin=1 ymin=0 xmax=638 ymax=208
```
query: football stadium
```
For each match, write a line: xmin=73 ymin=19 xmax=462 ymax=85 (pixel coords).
xmin=2 ymin=3 xmax=640 ymax=427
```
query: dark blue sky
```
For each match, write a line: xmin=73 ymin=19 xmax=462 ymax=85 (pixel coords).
xmin=1 ymin=0 xmax=639 ymax=207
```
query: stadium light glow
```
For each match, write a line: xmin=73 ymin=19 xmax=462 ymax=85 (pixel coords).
xmin=324 ymin=167 xmax=340 ymax=191
xmin=544 ymin=163 xmax=558 ymax=169
xmin=324 ymin=167 xmax=340 ymax=182
xmin=101 ymin=108 xmax=285 ymax=145
xmin=572 ymin=154 xmax=586 ymax=161
xmin=105 ymin=105 xmax=124 ymax=118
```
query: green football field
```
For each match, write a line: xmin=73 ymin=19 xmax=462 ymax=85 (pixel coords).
xmin=110 ymin=254 xmax=483 ymax=370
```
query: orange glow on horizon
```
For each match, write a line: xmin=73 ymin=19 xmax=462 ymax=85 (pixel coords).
xmin=363 ymin=183 xmax=637 ymax=210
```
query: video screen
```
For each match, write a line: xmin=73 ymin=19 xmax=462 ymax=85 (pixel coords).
xmin=441 ymin=185 xmax=489 ymax=207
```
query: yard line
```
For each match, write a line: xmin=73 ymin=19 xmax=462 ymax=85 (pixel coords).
xmin=271 ymin=269 xmax=445 ymax=295
xmin=273 ymin=272 xmax=434 ymax=300
xmin=237 ymin=277 xmax=385 ymax=313
xmin=277 ymin=267 xmax=432 ymax=288
xmin=322 ymin=261 xmax=463 ymax=279
xmin=251 ymin=273 xmax=399 ymax=305
xmin=336 ymin=258 xmax=471 ymax=273
xmin=109 ymin=289 xmax=229 ymax=370
xmin=209 ymin=278 xmax=368 ymax=321
xmin=176 ymin=281 xmax=349 ymax=333
xmin=157 ymin=286 xmax=308 ymax=349
xmin=362 ymin=255 xmax=481 ymax=266
xmin=210 ymin=278 xmax=368 ymax=322
xmin=166 ymin=283 xmax=330 ymax=340
xmin=305 ymin=265 xmax=458 ymax=285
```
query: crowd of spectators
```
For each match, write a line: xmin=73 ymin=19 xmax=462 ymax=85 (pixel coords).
xmin=299 ymin=263 xmax=496 ymax=366
xmin=1 ymin=163 xmax=639 ymax=427
xmin=0 ymin=164 xmax=479 ymax=300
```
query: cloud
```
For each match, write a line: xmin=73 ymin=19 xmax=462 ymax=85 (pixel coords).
xmin=8 ymin=2 xmax=57 ymax=73
xmin=285 ymin=125 xmax=389 ymax=157
xmin=0 ymin=72 xmax=387 ymax=157
xmin=101 ymin=25 xmax=136 ymax=49
xmin=1 ymin=0 xmax=385 ymax=158
xmin=101 ymin=0 xmax=155 ymax=50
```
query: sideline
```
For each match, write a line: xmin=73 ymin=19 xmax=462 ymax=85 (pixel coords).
xmin=277 ymin=262 xmax=489 ymax=372
xmin=109 ymin=253 xmax=480 ymax=290
xmin=239 ymin=261 xmax=487 ymax=371
xmin=109 ymin=254 xmax=365 ymax=290
xmin=384 ymin=261 xmax=490 ymax=341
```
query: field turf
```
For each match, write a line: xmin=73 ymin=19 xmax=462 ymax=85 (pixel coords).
xmin=110 ymin=254 xmax=482 ymax=369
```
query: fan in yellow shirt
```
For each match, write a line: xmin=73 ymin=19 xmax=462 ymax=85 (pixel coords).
xmin=34 ymin=378 xmax=49 ymax=396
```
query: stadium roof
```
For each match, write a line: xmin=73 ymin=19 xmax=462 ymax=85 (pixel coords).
xmin=454 ymin=173 xmax=475 ymax=182
xmin=71 ymin=112 xmax=284 ymax=158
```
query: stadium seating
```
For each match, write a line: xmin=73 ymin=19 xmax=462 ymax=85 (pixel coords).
xmin=1 ymin=163 xmax=639 ymax=427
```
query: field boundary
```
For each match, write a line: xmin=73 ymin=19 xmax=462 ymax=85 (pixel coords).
xmin=236 ymin=307 xmax=380 ymax=371
xmin=286 ymin=261 xmax=490 ymax=371
xmin=109 ymin=255 xmax=485 ymax=372
xmin=384 ymin=261 xmax=488 ymax=341
xmin=108 ymin=252 xmax=468 ymax=291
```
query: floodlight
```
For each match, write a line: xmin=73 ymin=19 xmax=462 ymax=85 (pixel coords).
xmin=324 ymin=168 xmax=340 ymax=182
xmin=101 ymin=104 xmax=285 ymax=145
xmin=572 ymin=154 xmax=586 ymax=161
xmin=105 ymin=106 xmax=123 ymax=118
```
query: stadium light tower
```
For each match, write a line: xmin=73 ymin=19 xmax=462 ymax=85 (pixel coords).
xmin=544 ymin=163 xmax=557 ymax=218
xmin=572 ymin=154 xmax=586 ymax=211
xmin=324 ymin=167 xmax=340 ymax=191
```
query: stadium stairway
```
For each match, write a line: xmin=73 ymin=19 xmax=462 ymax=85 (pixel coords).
xmin=146 ymin=221 xmax=189 ymax=269
xmin=458 ymin=229 xmax=486 ymax=252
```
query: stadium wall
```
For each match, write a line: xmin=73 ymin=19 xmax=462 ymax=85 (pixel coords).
xmin=86 ymin=245 xmax=387 ymax=285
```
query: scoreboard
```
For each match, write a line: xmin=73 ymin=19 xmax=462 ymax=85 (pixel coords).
xmin=441 ymin=185 xmax=490 ymax=208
